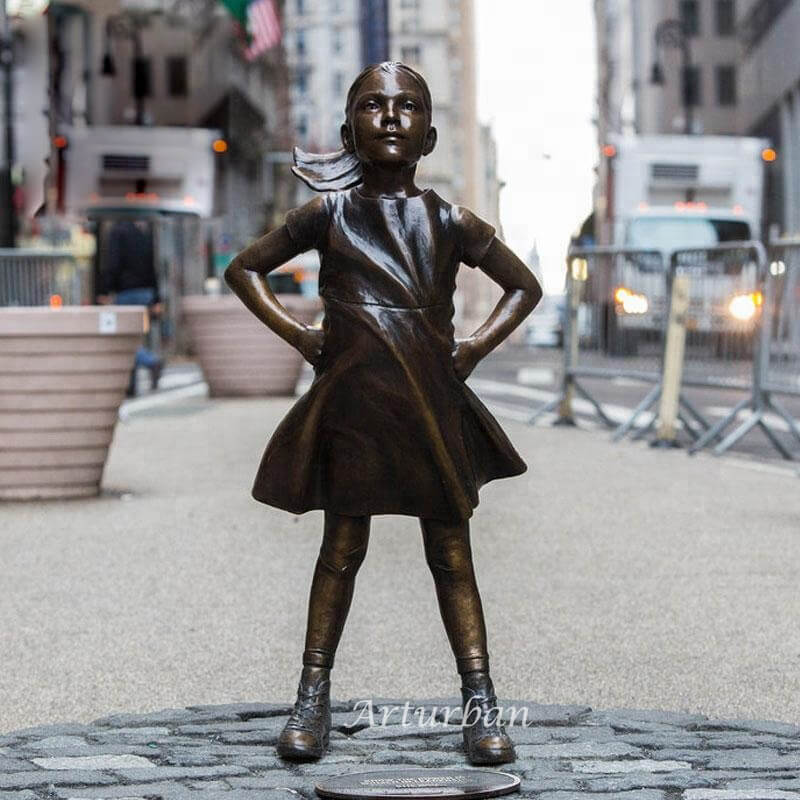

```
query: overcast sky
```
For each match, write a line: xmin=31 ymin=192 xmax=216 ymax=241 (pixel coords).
xmin=475 ymin=1 xmax=597 ymax=293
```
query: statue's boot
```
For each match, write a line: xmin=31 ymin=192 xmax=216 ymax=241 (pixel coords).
xmin=277 ymin=670 xmax=331 ymax=760
xmin=461 ymin=672 xmax=515 ymax=765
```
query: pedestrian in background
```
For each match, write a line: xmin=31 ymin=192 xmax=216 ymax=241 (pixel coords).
xmin=97 ymin=219 xmax=164 ymax=397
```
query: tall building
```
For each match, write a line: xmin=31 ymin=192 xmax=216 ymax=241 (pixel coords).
xmin=595 ymin=0 xmax=741 ymax=141
xmin=283 ymin=0 xmax=364 ymax=155
xmin=737 ymin=0 xmax=800 ymax=235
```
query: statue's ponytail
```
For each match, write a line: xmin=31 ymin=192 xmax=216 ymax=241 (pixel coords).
xmin=291 ymin=147 xmax=363 ymax=192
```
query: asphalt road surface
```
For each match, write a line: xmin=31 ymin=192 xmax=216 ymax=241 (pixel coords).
xmin=472 ymin=343 xmax=800 ymax=466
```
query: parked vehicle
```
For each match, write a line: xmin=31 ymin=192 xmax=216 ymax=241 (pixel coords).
xmin=594 ymin=134 xmax=770 ymax=354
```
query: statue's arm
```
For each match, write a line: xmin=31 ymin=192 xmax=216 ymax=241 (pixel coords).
xmin=453 ymin=238 xmax=542 ymax=380
xmin=224 ymin=225 xmax=323 ymax=366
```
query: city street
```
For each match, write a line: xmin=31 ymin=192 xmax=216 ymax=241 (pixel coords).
xmin=473 ymin=344 xmax=800 ymax=467
xmin=2 ymin=365 xmax=799 ymax=734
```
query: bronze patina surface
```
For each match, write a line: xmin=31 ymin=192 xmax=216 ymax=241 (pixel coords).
xmin=225 ymin=61 xmax=542 ymax=765
xmin=315 ymin=768 xmax=521 ymax=800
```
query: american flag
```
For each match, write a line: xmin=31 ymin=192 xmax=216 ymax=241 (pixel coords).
xmin=243 ymin=0 xmax=281 ymax=60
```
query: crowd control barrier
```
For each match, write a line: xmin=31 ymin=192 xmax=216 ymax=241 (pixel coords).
xmin=688 ymin=237 xmax=800 ymax=458
xmin=536 ymin=240 xmax=799 ymax=460
xmin=0 ymin=250 xmax=89 ymax=307
xmin=530 ymin=246 xmax=666 ymax=432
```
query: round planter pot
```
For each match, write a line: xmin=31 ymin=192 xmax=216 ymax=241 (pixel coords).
xmin=182 ymin=294 xmax=321 ymax=397
xmin=0 ymin=306 xmax=146 ymax=500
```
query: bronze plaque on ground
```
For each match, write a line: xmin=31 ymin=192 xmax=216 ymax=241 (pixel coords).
xmin=315 ymin=768 xmax=521 ymax=799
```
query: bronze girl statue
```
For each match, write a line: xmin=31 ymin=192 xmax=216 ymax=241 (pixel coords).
xmin=225 ymin=62 xmax=541 ymax=766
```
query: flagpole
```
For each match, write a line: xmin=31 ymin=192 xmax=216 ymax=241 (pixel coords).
xmin=1 ymin=0 xmax=15 ymax=246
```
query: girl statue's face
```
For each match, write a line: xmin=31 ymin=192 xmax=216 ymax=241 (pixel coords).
xmin=342 ymin=70 xmax=437 ymax=168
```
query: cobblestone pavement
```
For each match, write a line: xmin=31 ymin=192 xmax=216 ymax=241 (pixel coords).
xmin=2 ymin=700 xmax=799 ymax=800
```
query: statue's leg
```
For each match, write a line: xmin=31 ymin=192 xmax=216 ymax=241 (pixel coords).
xmin=278 ymin=512 xmax=370 ymax=761
xmin=420 ymin=517 xmax=515 ymax=766
xmin=419 ymin=517 xmax=489 ymax=674
xmin=303 ymin=511 xmax=371 ymax=669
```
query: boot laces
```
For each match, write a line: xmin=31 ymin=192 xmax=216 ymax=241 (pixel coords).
xmin=462 ymin=688 xmax=505 ymax=734
xmin=285 ymin=681 xmax=329 ymax=731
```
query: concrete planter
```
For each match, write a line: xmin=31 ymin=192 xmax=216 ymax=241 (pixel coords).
xmin=182 ymin=294 xmax=321 ymax=397
xmin=0 ymin=306 xmax=146 ymax=500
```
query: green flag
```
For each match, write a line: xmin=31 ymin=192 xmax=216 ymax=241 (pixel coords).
xmin=218 ymin=0 xmax=249 ymax=27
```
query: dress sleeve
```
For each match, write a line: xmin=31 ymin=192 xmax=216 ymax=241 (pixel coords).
xmin=284 ymin=195 xmax=331 ymax=252
xmin=451 ymin=205 xmax=497 ymax=267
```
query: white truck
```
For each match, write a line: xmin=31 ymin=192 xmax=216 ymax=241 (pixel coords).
xmin=595 ymin=134 xmax=770 ymax=353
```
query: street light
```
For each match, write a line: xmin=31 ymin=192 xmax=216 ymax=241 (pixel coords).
xmin=650 ymin=18 xmax=693 ymax=135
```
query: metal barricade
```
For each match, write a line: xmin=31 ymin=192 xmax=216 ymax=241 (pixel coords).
xmin=686 ymin=239 xmax=800 ymax=458
xmin=691 ymin=239 xmax=800 ymax=458
xmin=674 ymin=243 xmax=765 ymax=393
xmin=531 ymin=246 xmax=666 ymax=433
xmin=765 ymin=239 xmax=800 ymax=403
xmin=0 ymin=249 xmax=89 ymax=307
xmin=538 ymin=241 xmax=783 ymax=455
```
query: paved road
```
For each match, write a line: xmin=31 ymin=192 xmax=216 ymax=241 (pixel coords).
xmin=2 ymin=391 xmax=799 ymax=734
xmin=473 ymin=344 xmax=800 ymax=466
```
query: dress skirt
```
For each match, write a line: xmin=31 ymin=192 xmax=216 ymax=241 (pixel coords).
xmin=251 ymin=296 xmax=527 ymax=522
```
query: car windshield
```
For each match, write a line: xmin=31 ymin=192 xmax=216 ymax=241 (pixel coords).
xmin=626 ymin=217 xmax=751 ymax=249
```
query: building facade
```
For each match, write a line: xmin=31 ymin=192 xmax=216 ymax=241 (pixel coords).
xmin=737 ymin=0 xmax=800 ymax=235
xmin=596 ymin=0 xmax=742 ymax=141
xmin=11 ymin=0 xmax=289 ymax=247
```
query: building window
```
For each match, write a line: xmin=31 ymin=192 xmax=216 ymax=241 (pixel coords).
xmin=296 ymin=29 xmax=306 ymax=56
xmin=400 ymin=45 xmax=421 ymax=65
xmin=680 ymin=0 xmax=700 ymax=36
xmin=295 ymin=70 xmax=308 ymax=94
xmin=132 ymin=57 xmax=152 ymax=98
xmin=332 ymin=27 xmax=342 ymax=54
xmin=333 ymin=71 xmax=344 ymax=96
xmin=400 ymin=0 xmax=419 ymax=7
xmin=401 ymin=16 xmax=419 ymax=33
xmin=716 ymin=64 xmax=737 ymax=105
xmin=330 ymin=0 xmax=341 ymax=12
xmin=682 ymin=65 xmax=702 ymax=106
xmin=297 ymin=115 xmax=308 ymax=137
xmin=296 ymin=0 xmax=305 ymax=15
xmin=166 ymin=56 xmax=188 ymax=97
xmin=715 ymin=0 xmax=736 ymax=35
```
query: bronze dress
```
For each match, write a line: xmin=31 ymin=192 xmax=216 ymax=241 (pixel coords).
xmin=252 ymin=187 xmax=526 ymax=521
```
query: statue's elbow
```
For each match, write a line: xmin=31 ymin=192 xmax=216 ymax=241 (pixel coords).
xmin=223 ymin=259 xmax=241 ymax=289
xmin=524 ymin=279 xmax=543 ymax=311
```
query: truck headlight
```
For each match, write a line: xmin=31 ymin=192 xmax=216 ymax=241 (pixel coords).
xmin=614 ymin=286 xmax=649 ymax=315
xmin=728 ymin=291 xmax=762 ymax=321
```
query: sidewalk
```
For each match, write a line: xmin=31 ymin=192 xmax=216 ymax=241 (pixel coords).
xmin=1 ymin=700 xmax=799 ymax=800
xmin=2 ymin=391 xmax=799 ymax=733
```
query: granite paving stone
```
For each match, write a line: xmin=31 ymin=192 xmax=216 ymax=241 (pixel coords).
xmin=0 ymin=763 xmax=34 ymax=774
xmin=570 ymin=758 xmax=693 ymax=773
xmin=531 ymin=792 xmax=666 ymax=800
xmin=51 ymin=782 xmax=190 ymax=799
xmin=684 ymin=790 xmax=800 ymax=799
xmin=31 ymin=756 xmax=155 ymax=771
